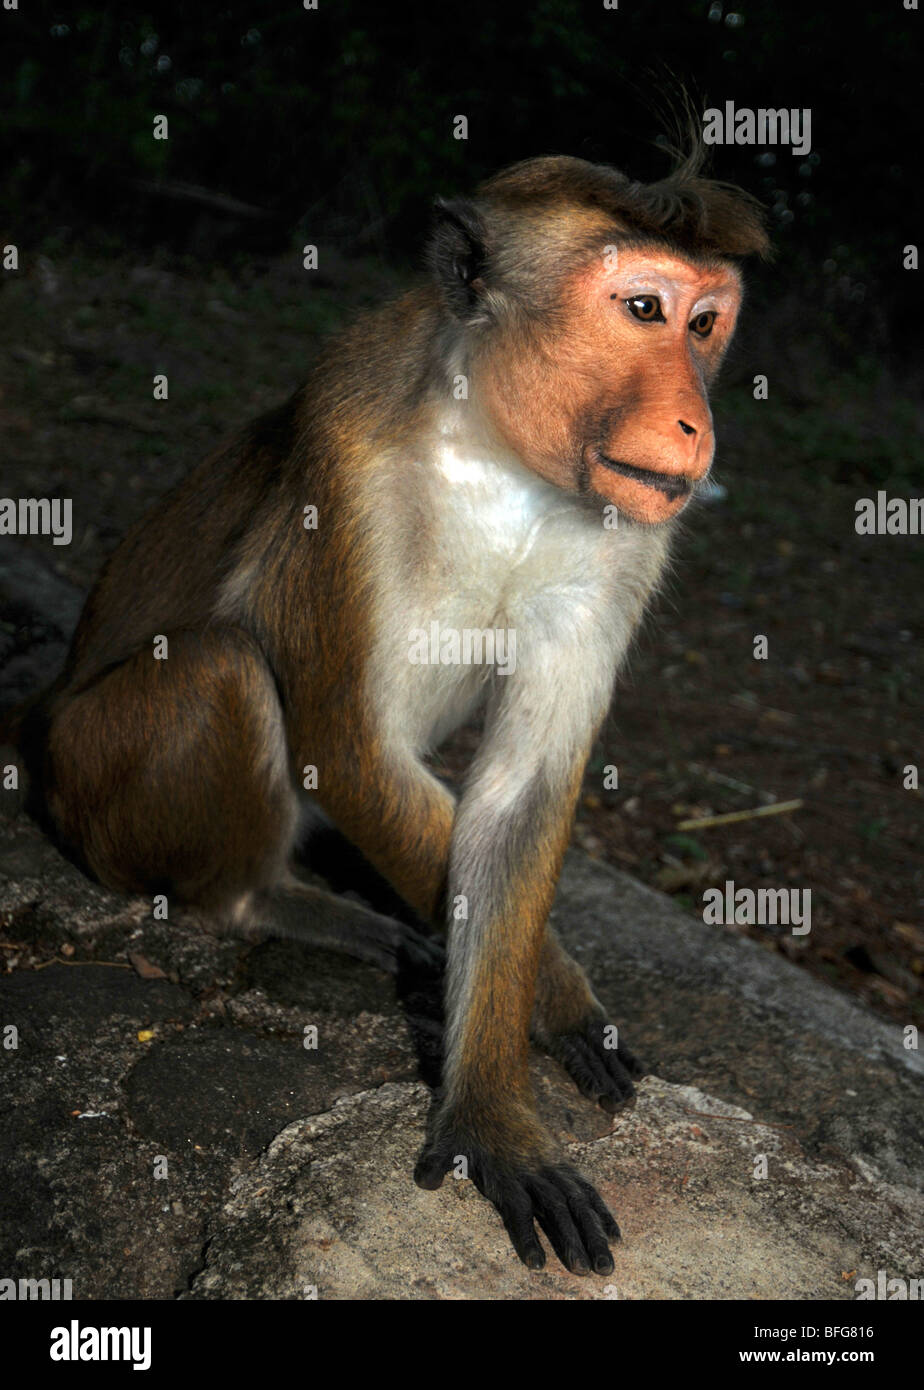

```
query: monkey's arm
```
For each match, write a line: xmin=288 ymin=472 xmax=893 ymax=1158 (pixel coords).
xmin=413 ymin=633 xmax=624 ymax=1273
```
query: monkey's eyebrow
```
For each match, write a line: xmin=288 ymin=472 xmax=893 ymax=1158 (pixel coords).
xmin=614 ymin=268 xmax=739 ymax=294
xmin=609 ymin=272 xmax=709 ymax=301
xmin=614 ymin=273 xmax=677 ymax=290
xmin=691 ymin=283 xmax=741 ymax=307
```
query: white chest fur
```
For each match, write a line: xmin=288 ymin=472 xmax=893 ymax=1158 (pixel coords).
xmin=365 ymin=410 xmax=672 ymax=756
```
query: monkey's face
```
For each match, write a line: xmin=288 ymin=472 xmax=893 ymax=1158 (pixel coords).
xmin=481 ymin=248 xmax=743 ymax=526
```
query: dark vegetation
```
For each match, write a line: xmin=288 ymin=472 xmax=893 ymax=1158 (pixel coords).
xmin=1 ymin=2 xmax=922 ymax=1021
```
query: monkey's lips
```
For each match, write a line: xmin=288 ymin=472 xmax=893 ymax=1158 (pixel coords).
xmin=587 ymin=448 xmax=695 ymax=523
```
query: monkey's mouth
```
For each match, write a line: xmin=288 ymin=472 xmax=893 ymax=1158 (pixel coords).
xmin=593 ymin=451 xmax=691 ymax=501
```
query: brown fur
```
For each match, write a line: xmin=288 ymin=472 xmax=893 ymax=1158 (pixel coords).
xmin=20 ymin=152 xmax=767 ymax=1271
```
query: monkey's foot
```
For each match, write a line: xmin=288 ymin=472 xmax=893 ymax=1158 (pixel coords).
xmin=539 ymin=1014 xmax=644 ymax=1114
xmin=250 ymin=880 xmax=445 ymax=977
xmin=414 ymin=1131 xmax=620 ymax=1274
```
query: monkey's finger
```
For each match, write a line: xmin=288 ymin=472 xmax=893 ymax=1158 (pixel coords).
xmin=498 ymin=1189 xmax=546 ymax=1271
xmin=526 ymin=1173 xmax=594 ymax=1275
xmin=589 ymin=1054 xmax=635 ymax=1109
xmin=558 ymin=1173 xmax=618 ymax=1275
xmin=571 ymin=1173 xmax=621 ymax=1242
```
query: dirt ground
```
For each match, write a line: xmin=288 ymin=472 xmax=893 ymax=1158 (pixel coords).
xmin=2 ymin=242 xmax=921 ymax=1025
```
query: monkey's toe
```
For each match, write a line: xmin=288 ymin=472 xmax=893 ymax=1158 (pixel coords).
xmin=545 ymin=1019 xmax=644 ymax=1113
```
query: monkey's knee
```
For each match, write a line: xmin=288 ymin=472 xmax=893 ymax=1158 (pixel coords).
xmin=45 ymin=626 xmax=296 ymax=909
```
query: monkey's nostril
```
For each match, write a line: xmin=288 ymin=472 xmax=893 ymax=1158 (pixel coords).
xmin=678 ymin=419 xmax=696 ymax=436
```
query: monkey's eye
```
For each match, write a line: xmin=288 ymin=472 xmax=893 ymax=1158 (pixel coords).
xmin=689 ymin=310 xmax=717 ymax=338
xmin=625 ymin=294 xmax=664 ymax=323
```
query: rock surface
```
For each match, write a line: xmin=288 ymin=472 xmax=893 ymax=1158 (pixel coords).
xmin=1 ymin=803 xmax=921 ymax=1300
xmin=188 ymin=1076 xmax=923 ymax=1301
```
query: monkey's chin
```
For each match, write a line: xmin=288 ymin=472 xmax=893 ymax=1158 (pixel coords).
xmin=587 ymin=451 xmax=693 ymax=526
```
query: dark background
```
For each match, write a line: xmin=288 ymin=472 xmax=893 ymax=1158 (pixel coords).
xmin=1 ymin=1 xmax=922 ymax=1022
xmin=1 ymin=0 xmax=920 ymax=333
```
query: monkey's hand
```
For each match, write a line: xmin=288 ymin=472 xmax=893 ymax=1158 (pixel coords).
xmin=534 ymin=1009 xmax=644 ymax=1114
xmin=414 ymin=1119 xmax=620 ymax=1274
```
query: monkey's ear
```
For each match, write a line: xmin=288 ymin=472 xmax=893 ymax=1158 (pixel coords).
xmin=428 ymin=196 xmax=490 ymax=317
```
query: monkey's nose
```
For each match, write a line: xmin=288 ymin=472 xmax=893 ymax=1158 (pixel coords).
xmin=678 ymin=419 xmax=696 ymax=436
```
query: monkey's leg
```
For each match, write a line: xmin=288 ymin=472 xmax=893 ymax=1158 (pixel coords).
xmin=245 ymin=875 xmax=445 ymax=976
xmin=307 ymin=748 xmax=456 ymax=927
xmin=45 ymin=627 xmax=446 ymax=971
xmin=531 ymin=926 xmax=644 ymax=1113
xmin=45 ymin=627 xmax=299 ymax=909
xmin=413 ymin=743 xmax=621 ymax=1275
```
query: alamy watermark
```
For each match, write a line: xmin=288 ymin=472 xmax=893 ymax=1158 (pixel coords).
xmin=49 ymin=1320 xmax=151 ymax=1371
xmin=702 ymin=102 xmax=812 ymax=157
xmin=855 ymin=491 xmax=923 ymax=535
xmin=703 ymin=879 xmax=811 ymax=934
xmin=408 ymin=621 xmax=516 ymax=675
xmin=0 ymin=1275 xmax=72 ymax=1299
xmin=0 ymin=497 xmax=72 ymax=545
xmin=855 ymin=1269 xmax=922 ymax=1300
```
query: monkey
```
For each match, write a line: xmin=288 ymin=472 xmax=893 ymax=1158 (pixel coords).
xmin=11 ymin=152 xmax=768 ymax=1275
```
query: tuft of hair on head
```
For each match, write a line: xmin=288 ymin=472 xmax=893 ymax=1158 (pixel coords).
xmin=476 ymin=79 xmax=771 ymax=267
xmin=477 ymin=147 xmax=771 ymax=265
xmin=623 ymin=80 xmax=772 ymax=261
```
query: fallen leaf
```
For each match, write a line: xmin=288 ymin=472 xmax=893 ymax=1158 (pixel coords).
xmin=128 ymin=951 xmax=167 ymax=979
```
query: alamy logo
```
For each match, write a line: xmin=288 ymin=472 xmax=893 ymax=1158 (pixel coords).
xmin=702 ymin=102 xmax=812 ymax=157
xmin=855 ymin=492 xmax=923 ymax=535
xmin=702 ymin=880 xmax=811 ymax=934
xmin=0 ymin=496 xmax=72 ymax=545
xmin=855 ymin=1270 xmax=923 ymax=1300
xmin=49 ymin=1320 xmax=151 ymax=1371
xmin=408 ymin=621 xmax=516 ymax=675
xmin=0 ymin=1276 xmax=72 ymax=1300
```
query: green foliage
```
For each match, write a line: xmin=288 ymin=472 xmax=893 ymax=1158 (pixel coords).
xmin=663 ymin=834 xmax=708 ymax=861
